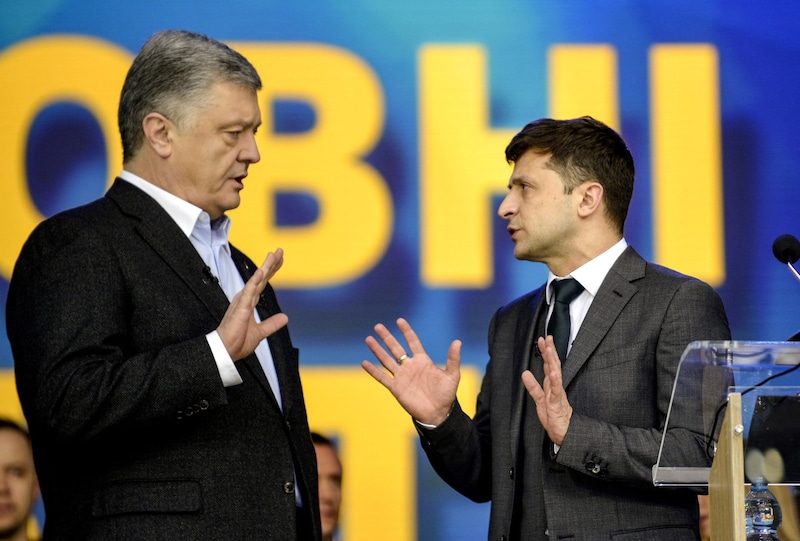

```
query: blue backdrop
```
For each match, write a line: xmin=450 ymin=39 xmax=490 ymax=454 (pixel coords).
xmin=2 ymin=1 xmax=800 ymax=539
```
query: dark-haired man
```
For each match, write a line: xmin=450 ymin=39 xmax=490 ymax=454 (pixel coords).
xmin=363 ymin=117 xmax=731 ymax=540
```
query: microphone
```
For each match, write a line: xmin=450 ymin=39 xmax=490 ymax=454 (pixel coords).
xmin=772 ymin=234 xmax=800 ymax=283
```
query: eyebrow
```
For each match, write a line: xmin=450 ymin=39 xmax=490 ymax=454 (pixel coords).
xmin=507 ymin=176 xmax=530 ymax=189
xmin=220 ymin=118 xmax=262 ymax=130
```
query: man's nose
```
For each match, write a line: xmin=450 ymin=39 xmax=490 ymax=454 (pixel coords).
xmin=497 ymin=193 xmax=515 ymax=219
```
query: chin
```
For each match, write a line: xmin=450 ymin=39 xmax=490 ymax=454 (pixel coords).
xmin=222 ymin=198 xmax=241 ymax=213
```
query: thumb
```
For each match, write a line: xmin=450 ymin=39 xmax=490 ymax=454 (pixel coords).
xmin=445 ymin=340 xmax=462 ymax=373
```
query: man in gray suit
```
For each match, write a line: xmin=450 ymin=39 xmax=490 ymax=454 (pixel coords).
xmin=6 ymin=30 xmax=320 ymax=540
xmin=362 ymin=117 xmax=730 ymax=540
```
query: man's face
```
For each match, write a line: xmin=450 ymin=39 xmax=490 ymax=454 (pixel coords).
xmin=314 ymin=442 xmax=342 ymax=540
xmin=497 ymin=150 xmax=578 ymax=264
xmin=0 ymin=428 xmax=38 ymax=538
xmin=169 ymin=81 xmax=262 ymax=219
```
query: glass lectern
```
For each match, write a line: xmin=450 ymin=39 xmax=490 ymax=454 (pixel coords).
xmin=653 ymin=340 xmax=800 ymax=540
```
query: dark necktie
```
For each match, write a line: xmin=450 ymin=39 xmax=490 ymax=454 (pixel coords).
xmin=547 ymin=278 xmax=585 ymax=362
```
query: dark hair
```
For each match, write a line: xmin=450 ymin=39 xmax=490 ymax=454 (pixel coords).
xmin=0 ymin=417 xmax=32 ymax=444
xmin=505 ymin=116 xmax=634 ymax=234
xmin=118 ymin=29 xmax=262 ymax=163
xmin=311 ymin=431 xmax=336 ymax=448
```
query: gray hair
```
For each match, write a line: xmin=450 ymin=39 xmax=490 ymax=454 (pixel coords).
xmin=118 ymin=30 xmax=262 ymax=163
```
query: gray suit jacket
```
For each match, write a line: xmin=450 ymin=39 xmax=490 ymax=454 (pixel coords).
xmin=6 ymin=179 xmax=321 ymax=540
xmin=418 ymin=247 xmax=731 ymax=541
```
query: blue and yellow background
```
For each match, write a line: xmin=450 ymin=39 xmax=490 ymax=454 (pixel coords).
xmin=2 ymin=1 xmax=800 ymax=539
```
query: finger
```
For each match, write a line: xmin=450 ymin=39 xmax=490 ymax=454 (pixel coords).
xmin=373 ymin=323 xmax=409 ymax=360
xmin=544 ymin=337 xmax=563 ymax=379
xmin=521 ymin=370 xmax=544 ymax=401
xmin=396 ymin=318 xmax=427 ymax=356
xmin=259 ymin=248 xmax=284 ymax=281
xmin=236 ymin=266 xmax=268 ymax=309
xmin=228 ymin=274 xmax=262 ymax=315
xmin=538 ymin=336 xmax=561 ymax=373
xmin=546 ymin=360 xmax=566 ymax=402
xmin=258 ymin=312 xmax=288 ymax=338
xmin=365 ymin=335 xmax=398 ymax=373
xmin=445 ymin=339 xmax=462 ymax=373
xmin=361 ymin=359 xmax=395 ymax=388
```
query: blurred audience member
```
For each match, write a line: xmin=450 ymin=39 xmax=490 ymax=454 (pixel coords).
xmin=312 ymin=433 xmax=342 ymax=541
xmin=0 ymin=418 xmax=39 ymax=541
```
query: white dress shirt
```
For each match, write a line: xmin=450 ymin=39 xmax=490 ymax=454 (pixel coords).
xmin=117 ymin=171 xmax=282 ymax=407
xmin=545 ymin=238 xmax=628 ymax=357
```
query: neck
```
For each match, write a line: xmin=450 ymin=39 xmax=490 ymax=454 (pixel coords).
xmin=549 ymin=234 xmax=622 ymax=276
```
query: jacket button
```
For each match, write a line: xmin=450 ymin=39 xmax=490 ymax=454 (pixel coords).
xmin=592 ymin=464 xmax=601 ymax=474
xmin=199 ymin=400 xmax=209 ymax=410
xmin=283 ymin=481 xmax=295 ymax=494
xmin=509 ymin=467 xmax=514 ymax=479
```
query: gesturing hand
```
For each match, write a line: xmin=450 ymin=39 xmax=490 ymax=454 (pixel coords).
xmin=217 ymin=248 xmax=288 ymax=361
xmin=521 ymin=335 xmax=573 ymax=446
xmin=361 ymin=318 xmax=461 ymax=426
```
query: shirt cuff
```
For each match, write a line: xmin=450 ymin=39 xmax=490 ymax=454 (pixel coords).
xmin=206 ymin=331 xmax=243 ymax=387
xmin=414 ymin=402 xmax=456 ymax=429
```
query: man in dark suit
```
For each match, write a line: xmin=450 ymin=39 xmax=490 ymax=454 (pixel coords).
xmin=6 ymin=30 xmax=320 ymax=540
xmin=362 ymin=117 xmax=731 ymax=540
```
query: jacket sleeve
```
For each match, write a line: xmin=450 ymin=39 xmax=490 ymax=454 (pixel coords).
xmin=554 ymin=277 xmax=731 ymax=485
xmin=7 ymin=213 xmax=228 ymax=444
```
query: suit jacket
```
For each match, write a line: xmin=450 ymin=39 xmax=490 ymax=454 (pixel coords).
xmin=6 ymin=179 xmax=321 ymax=540
xmin=417 ymin=247 xmax=731 ymax=541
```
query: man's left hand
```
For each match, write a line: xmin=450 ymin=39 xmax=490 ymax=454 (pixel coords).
xmin=521 ymin=335 xmax=573 ymax=446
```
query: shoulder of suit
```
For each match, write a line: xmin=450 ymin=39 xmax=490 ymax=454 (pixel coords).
xmin=496 ymin=285 xmax=545 ymax=317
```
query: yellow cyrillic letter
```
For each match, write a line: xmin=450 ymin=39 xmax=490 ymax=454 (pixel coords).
xmin=0 ymin=35 xmax=129 ymax=279
xmin=419 ymin=45 xmax=516 ymax=288
xmin=232 ymin=43 xmax=392 ymax=287
xmin=548 ymin=44 xmax=619 ymax=128
xmin=650 ymin=44 xmax=724 ymax=285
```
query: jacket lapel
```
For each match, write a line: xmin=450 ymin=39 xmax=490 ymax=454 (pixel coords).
xmin=561 ymin=247 xmax=645 ymax=388
xmin=230 ymin=248 xmax=287 ymax=413
xmin=509 ymin=289 xmax=547 ymax=457
xmin=106 ymin=179 xmax=230 ymax=320
xmin=108 ymin=179 xmax=285 ymax=411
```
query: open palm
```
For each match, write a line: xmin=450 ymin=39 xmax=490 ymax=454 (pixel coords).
xmin=361 ymin=318 xmax=461 ymax=426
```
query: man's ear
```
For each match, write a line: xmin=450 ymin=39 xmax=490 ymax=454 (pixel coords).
xmin=141 ymin=112 xmax=173 ymax=158
xmin=577 ymin=182 xmax=604 ymax=218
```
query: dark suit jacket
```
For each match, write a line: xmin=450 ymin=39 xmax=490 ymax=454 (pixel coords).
xmin=417 ymin=247 xmax=731 ymax=541
xmin=6 ymin=179 xmax=321 ymax=540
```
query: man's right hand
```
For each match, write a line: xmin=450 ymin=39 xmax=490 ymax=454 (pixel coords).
xmin=217 ymin=248 xmax=288 ymax=361
xmin=361 ymin=318 xmax=461 ymax=426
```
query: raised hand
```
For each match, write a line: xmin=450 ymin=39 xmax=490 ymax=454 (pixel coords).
xmin=217 ymin=248 xmax=288 ymax=361
xmin=361 ymin=318 xmax=461 ymax=426
xmin=521 ymin=335 xmax=573 ymax=445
